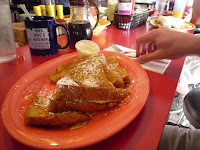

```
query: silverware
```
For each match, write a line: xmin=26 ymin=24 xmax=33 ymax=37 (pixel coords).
xmin=110 ymin=44 xmax=170 ymax=64
xmin=110 ymin=44 xmax=126 ymax=54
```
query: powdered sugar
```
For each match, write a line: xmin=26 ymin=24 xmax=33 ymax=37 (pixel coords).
xmin=57 ymin=76 xmax=79 ymax=87
xmin=70 ymin=54 xmax=108 ymax=87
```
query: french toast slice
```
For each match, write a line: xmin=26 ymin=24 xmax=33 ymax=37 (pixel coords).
xmin=56 ymin=59 xmax=82 ymax=73
xmin=48 ymin=71 xmax=62 ymax=83
xmin=24 ymin=94 xmax=90 ymax=126
xmin=48 ymin=54 xmax=97 ymax=83
xmin=53 ymin=85 xmax=130 ymax=102
xmin=56 ymin=53 xmax=105 ymax=73
xmin=48 ymin=76 xmax=124 ymax=113
xmin=49 ymin=54 xmax=130 ymax=87
xmin=106 ymin=56 xmax=130 ymax=85
xmin=60 ymin=60 xmax=114 ymax=87
xmin=103 ymin=65 xmax=124 ymax=88
xmin=49 ymin=100 xmax=118 ymax=113
xmin=49 ymin=54 xmax=115 ymax=87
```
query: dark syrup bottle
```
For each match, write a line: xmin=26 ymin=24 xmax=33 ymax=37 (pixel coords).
xmin=68 ymin=20 xmax=93 ymax=47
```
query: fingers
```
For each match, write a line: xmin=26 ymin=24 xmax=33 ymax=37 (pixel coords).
xmin=136 ymin=42 xmax=156 ymax=57
xmin=136 ymin=50 xmax=163 ymax=64
xmin=136 ymin=43 xmax=143 ymax=57
xmin=148 ymin=43 xmax=156 ymax=53
xmin=136 ymin=30 xmax=156 ymax=57
xmin=135 ymin=27 xmax=177 ymax=64
xmin=142 ymin=43 xmax=149 ymax=55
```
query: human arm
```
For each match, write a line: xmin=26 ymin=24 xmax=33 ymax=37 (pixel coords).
xmin=136 ymin=27 xmax=200 ymax=64
xmin=190 ymin=0 xmax=200 ymax=24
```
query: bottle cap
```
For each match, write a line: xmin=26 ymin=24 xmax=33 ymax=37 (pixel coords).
xmin=39 ymin=5 xmax=46 ymax=16
xmin=33 ymin=6 xmax=42 ymax=16
xmin=47 ymin=5 xmax=54 ymax=11
xmin=39 ymin=5 xmax=45 ymax=9
xmin=56 ymin=5 xmax=63 ymax=11
xmin=56 ymin=5 xmax=64 ymax=19
xmin=47 ymin=5 xmax=55 ymax=18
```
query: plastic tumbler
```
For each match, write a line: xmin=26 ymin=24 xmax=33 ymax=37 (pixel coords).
xmin=155 ymin=0 xmax=166 ymax=13
xmin=0 ymin=0 xmax=16 ymax=63
xmin=173 ymin=0 xmax=188 ymax=19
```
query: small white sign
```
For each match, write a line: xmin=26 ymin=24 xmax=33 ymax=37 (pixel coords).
xmin=26 ymin=28 xmax=50 ymax=50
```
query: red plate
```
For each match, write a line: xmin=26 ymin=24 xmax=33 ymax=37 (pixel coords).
xmin=1 ymin=51 xmax=149 ymax=149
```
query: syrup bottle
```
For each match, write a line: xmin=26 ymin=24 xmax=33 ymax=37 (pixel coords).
xmin=68 ymin=0 xmax=100 ymax=47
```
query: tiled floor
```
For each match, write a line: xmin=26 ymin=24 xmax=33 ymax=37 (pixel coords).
xmin=168 ymin=111 xmax=195 ymax=129
xmin=166 ymin=54 xmax=200 ymax=130
xmin=166 ymin=56 xmax=200 ymax=130
xmin=167 ymin=91 xmax=196 ymax=130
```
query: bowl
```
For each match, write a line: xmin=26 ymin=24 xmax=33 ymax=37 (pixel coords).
xmin=150 ymin=18 xmax=196 ymax=34
xmin=172 ymin=21 xmax=196 ymax=34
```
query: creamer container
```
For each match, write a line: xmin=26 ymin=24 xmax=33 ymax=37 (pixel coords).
xmin=118 ymin=0 xmax=135 ymax=15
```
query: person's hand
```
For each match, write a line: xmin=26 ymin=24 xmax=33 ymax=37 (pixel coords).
xmin=190 ymin=0 xmax=200 ymax=25
xmin=136 ymin=27 xmax=200 ymax=64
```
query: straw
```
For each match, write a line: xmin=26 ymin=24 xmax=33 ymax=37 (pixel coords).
xmin=19 ymin=4 xmax=33 ymax=21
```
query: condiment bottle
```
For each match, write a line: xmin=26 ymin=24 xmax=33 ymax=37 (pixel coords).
xmin=56 ymin=5 xmax=64 ymax=22
xmin=68 ymin=0 xmax=99 ymax=47
xmin=33 ymin=6 xmax=42 ymax=16
xmin=118 ymin=0 xmax=135 ymax=15
xmin=107 ymin=0 xmax=118 ymax=21
xmin=47 ymin=5 xmax=55 ymax=18
xmin=39 ymin=5 xmax=46 ymax=16
xmin=56 ymin=5 xmax=66 ymax=35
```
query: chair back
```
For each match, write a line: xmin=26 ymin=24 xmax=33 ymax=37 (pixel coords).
xmin=183 ymin=87 xmax=200 ymax=129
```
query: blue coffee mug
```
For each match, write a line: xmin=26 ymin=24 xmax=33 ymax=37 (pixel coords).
xmin=25 ymin=16 xmax=70 ymax=56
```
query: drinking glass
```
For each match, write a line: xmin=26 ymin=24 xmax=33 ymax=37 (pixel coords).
xmin=156 ymin=0 xmax=167 ymax=13
xmin=0 ymin=0 xmax=16 ymax=63
xmin=173 ymin=0 xmax=188 ymax=19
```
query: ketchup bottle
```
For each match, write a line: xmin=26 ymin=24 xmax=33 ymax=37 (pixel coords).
xmin=118 ymin=0 xmax=135 ymax=15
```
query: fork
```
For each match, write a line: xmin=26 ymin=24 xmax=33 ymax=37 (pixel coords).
xmin=110 ymin=44 xmax=126 ymax=54
xmin=110 ymin=44 xmax=170 ymax=64
xmin=110 ymin=44 xmax=137 ymax=59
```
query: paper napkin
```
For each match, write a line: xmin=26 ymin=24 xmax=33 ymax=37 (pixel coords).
xmin=103 ymin=44 xmax=171 ymax=74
